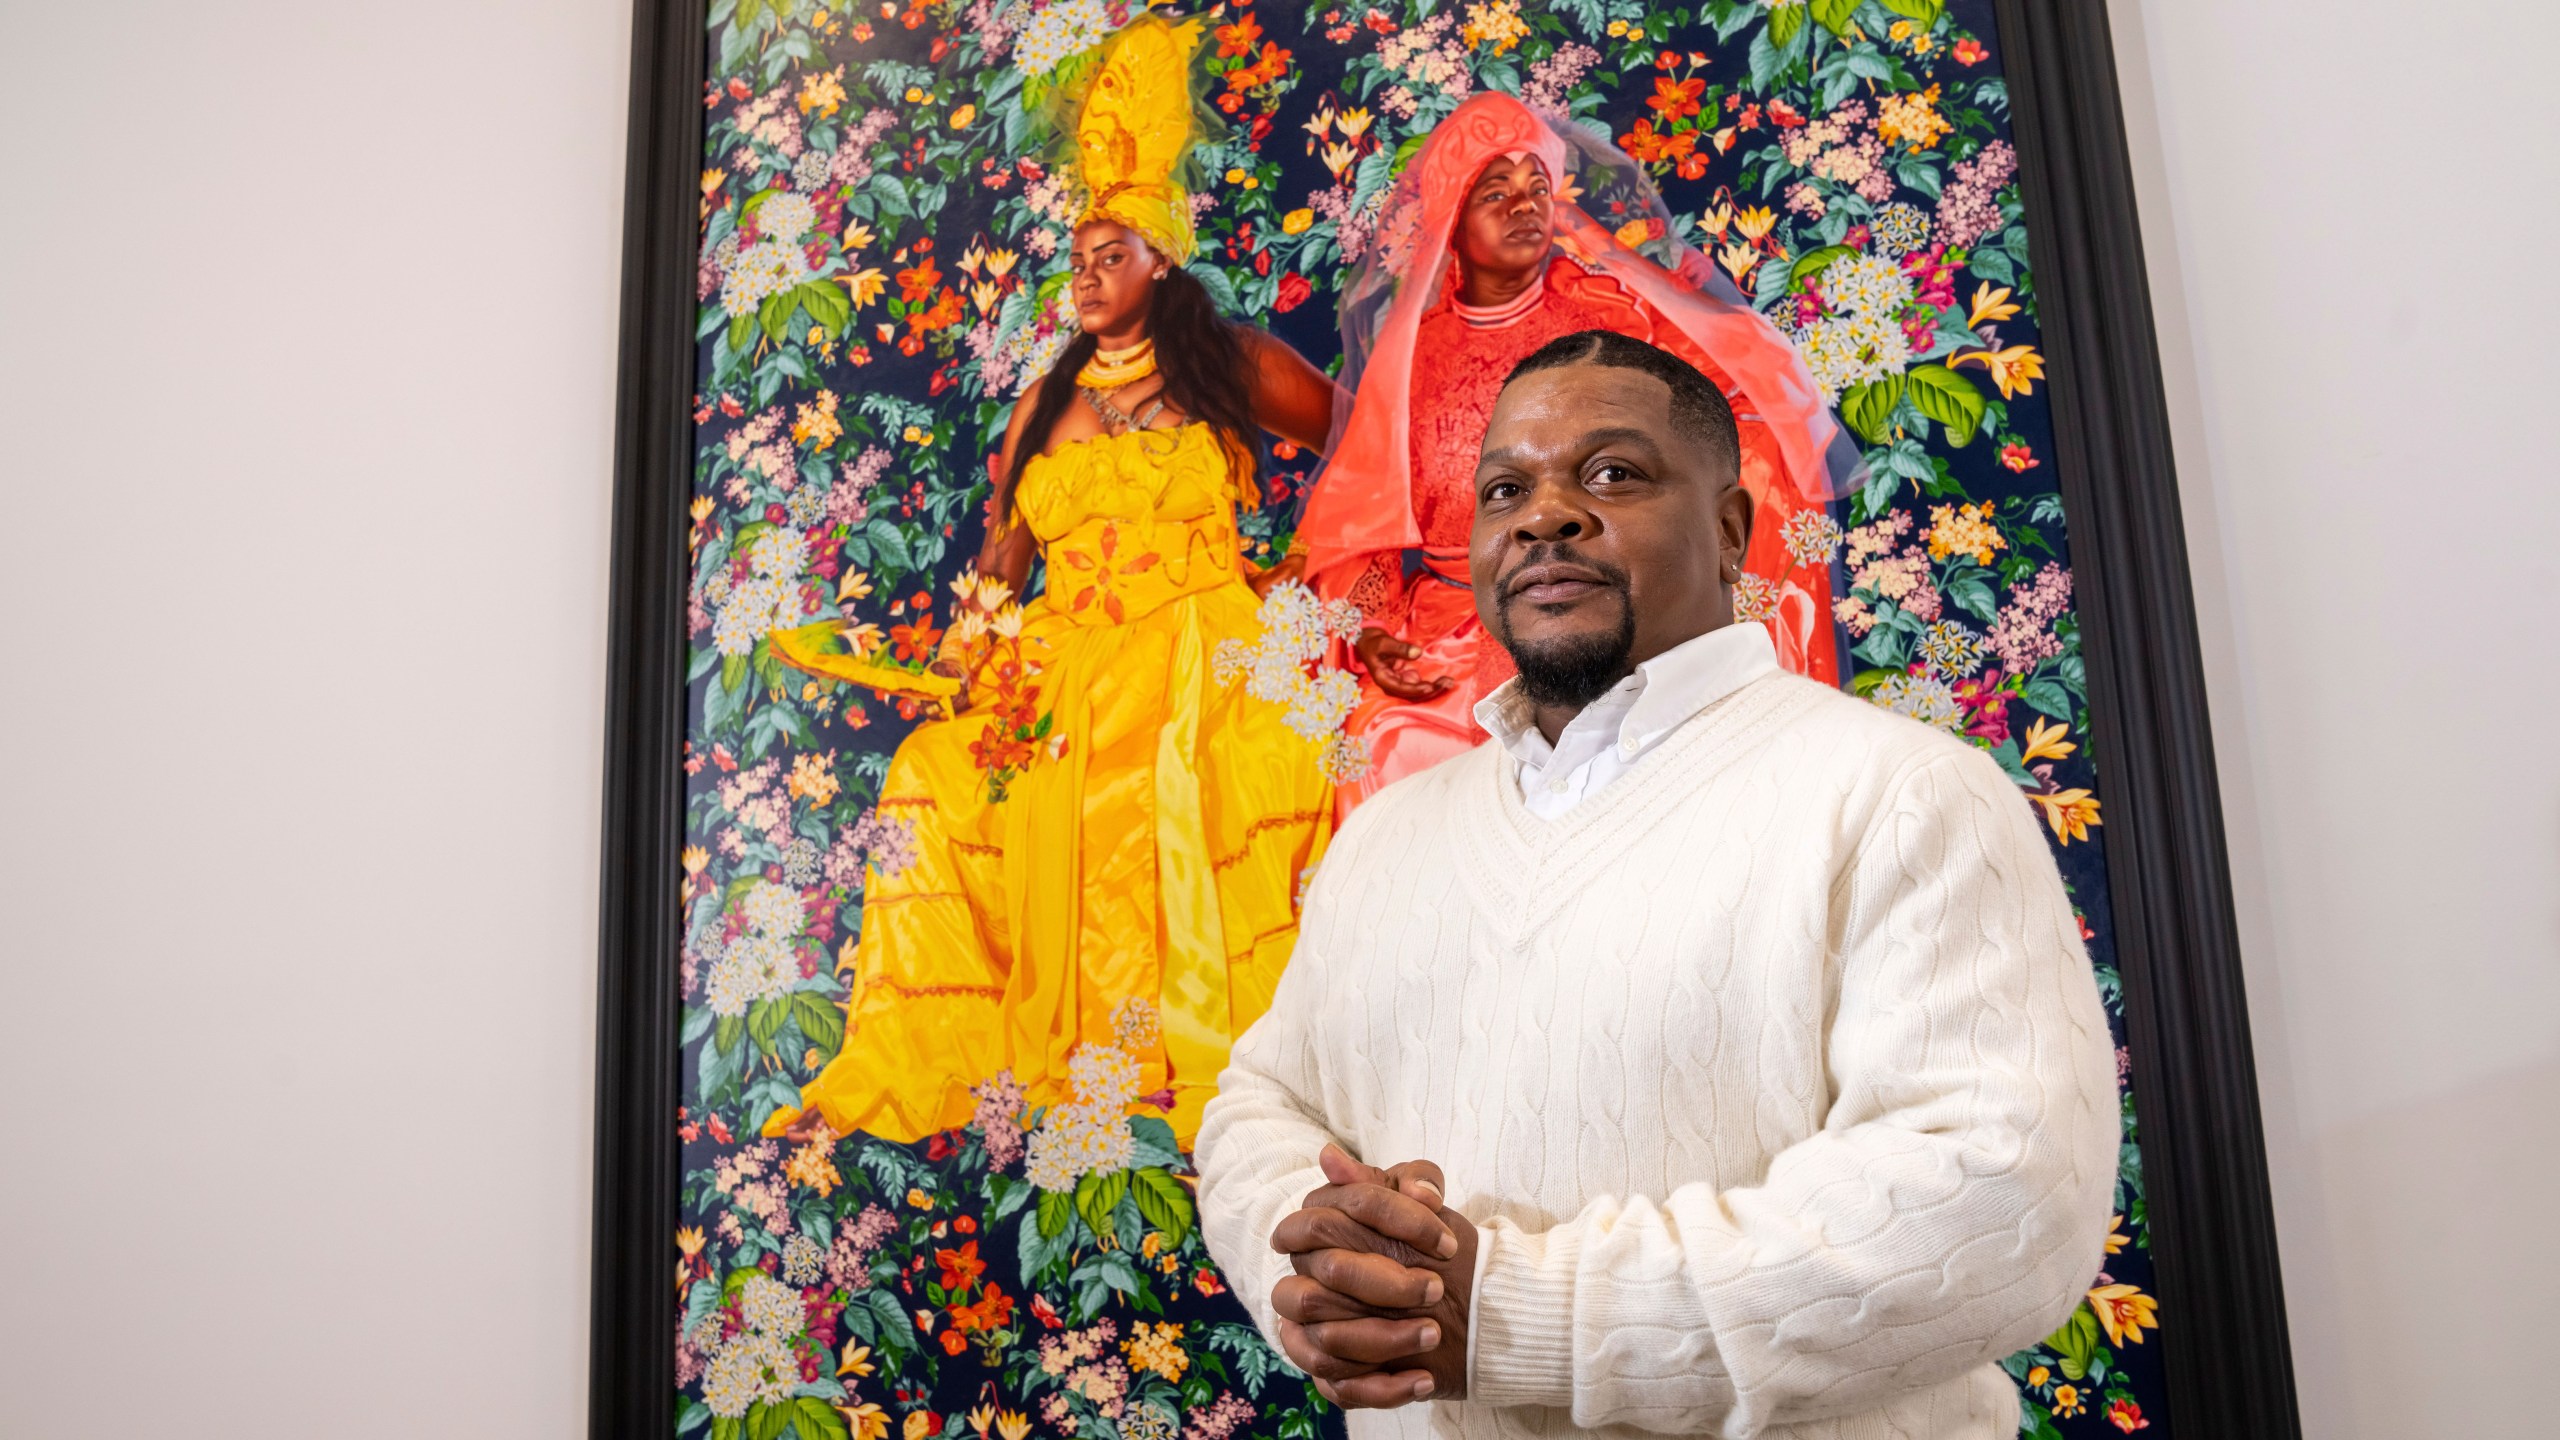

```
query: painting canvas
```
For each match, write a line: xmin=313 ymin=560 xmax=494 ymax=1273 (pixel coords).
xmin=637 ymin=3 xmax=2211 ymax=1438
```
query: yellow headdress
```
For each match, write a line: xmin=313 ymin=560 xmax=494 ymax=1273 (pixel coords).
xmin=1072 ymin=15 xmax=1207 ymax=264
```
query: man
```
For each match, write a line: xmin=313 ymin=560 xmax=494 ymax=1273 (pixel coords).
xmin=1279 ymin=92 xmax=1853 ymax=816
xmin=1195 ymin=331 xmax=2118 ymax=1440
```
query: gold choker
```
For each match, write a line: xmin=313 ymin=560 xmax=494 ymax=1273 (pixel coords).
xmin=1077 ymin=339 xmax=1157 ymax=389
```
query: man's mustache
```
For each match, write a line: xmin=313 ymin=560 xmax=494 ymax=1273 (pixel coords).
xmin=1494 ymin=543 xmax=1631 ymax=607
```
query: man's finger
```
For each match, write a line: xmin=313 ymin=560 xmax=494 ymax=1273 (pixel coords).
xmin=1299 ymin=1182 xmax=1457 ymax=1259
xmin=1272 ymin=1275 xmax=1397 ymax=1326
xmin=1304 ymin=1317 xmax=1441 ymax=1364
xmin=1272 ymin=1207 xmax=1428 ymax=1267
xmin=1291 ymin=1246 xmax=1445 ymax=1309
xmin=1275 ymin=1318 xmax=1381 ymax=1382
xmin=1319 ymin=1143 xmax=1387 ymax=1189
xmin=1384 ymin=1159 xmax=1448 ymax=1209
xmin=1320 ymin=1369 xmax=1436 ymax=1410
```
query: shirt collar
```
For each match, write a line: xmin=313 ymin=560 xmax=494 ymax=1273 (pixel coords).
xmin=1474 ymin=621 xmax=1780 ymax=766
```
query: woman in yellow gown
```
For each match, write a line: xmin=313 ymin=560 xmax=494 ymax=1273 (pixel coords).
xmin=771 ymin=19 xmax=1345 ymax=1148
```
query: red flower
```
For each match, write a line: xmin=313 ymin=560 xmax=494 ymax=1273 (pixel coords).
xmin=1767 ymin=98 xmax=1805 ymax=127
xmin=1193 ymin=1268 xmax=1227 ymax=1296
xmin=1214 ymin=10 xmax=1263 ymax=57
xmin=895 ymin=259 xmax=941 ymax=304
xmin=1999 ymin=442 xmax=2040 ymax=472
xmin=1675 ymin=151 xmax=1710 ymax=181
xmin=1363 ymin=8 xmax=1394 ymax=32
xmin=2105 ymin=1399 xmax=2149 ymax=1432
xmin=1647 ymin=76 xmax=1704 ymax=121
xmin=705 ymin=1114 xmax=733 ymax=1143
xmin=935 ymin=1240 xmax=986 ymax=1292
xmin=890 ymin=619 xmax=944 ymax=664
xmin=1030 ymin=1294 xmax=1065 ymax=1328
xmin=938 ymin=1329 xmax=967 ymax=1355
xmin=1274 ymin=273 xmax=1312 ymax=313
xmin=953 ymin=1214 xmax=977 ymax=1235
xmin=1954 ymin=37 xmax=1989 ymax=66
xmin=1654 ymin=49 xmax=1678 ymax=69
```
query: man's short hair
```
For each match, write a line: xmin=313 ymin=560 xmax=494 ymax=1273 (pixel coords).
xmin=1503 ymin=329 xmax=1741 ymax=479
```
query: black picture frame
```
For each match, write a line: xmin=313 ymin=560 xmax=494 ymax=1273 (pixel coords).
xmin=587 ymin=3 xmax=2302 ymax=1436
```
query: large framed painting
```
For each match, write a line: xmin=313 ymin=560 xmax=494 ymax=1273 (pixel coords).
xmin=590 ymin=3 xmax=2301 ymax=1438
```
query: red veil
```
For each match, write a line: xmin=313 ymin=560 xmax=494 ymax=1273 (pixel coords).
xmin=1298 ymin=92 xmax=1859 ymax=611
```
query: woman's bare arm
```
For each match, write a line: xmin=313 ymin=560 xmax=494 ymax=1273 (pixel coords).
xmin=1240 ymin=328 xmax=1349 ymax=456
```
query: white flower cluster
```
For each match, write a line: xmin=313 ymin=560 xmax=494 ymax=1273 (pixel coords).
xmin=719 ymin=238 xmax=811 ymax=320
xmin=1110 ymin=995 xmax=1161 ymax=1051
xmin=704 ymin=879 xmax=805 ymax=1018
xmin=987 ymin=291 xmax=1079 ymax=398
xmin=1918 ymin=619 xmax=1987 ymax=678
xmin=1024 ymin=1040 xmax=1144 ymax=1192
xmin=1781 ymin=509 xmax=1845 ymax=567
xmin=711 ymin=525 xmax=811 ymax=657
xmin=757 ymin=192 xmax=817 ymax=245
xmin=1213 ymin=581 xmax=1369 ymax=776
xmin=1013 ymin=0 xmax=1116 ymax=77
xmin=698 ymin=1273 xmax=807 ymax=1418
xmin=1796 ymin=253 xmax=1916 ymax=403
xmin=1871 ymin=671 xmax=1966 ymax=732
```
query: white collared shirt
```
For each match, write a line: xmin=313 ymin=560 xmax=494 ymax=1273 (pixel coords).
xmin=1473 ymin=622 xmax=1780 ymax=819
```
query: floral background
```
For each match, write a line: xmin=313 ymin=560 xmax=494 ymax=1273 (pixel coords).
xmin=672 ymin=1 xmax=2166 ymax=1437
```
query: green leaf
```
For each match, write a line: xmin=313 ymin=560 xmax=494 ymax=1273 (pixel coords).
xmin=2024 ymin=678 xmax=2075 ymax=719
xmin=1788 ymin=244 xmax=1855 ymax=287
xmin=1767 ymin=2 xmax=1805 ymax=49
xmin=1840 ymin=376 xmax=1905 ymax=446
xmin=715 ymin=1013 xmax=745 ymax=1057
xmin=1809 ymin=0 xmax=1861 ymax=34
xmin=797 ymin=1397 xmax=851 ymax=1440
xmin=1037 ymin=1187 xmax=1076 ymax=1239
xmin=1881 ymin=0 xmax=1945 ymax=23
xmin=1904 ymin=364 xmax=1986 ymax=447
xmin=712 ymin=1417 xmax=742 ymax=1440
xmin=2044 ymin=1304 xmax=2103 ymax=1380
xmin=747 ymin=996 xmax=787 ymax=1053
xmin=759 ymin=288 xmax=803 ymax=346
xmin=750 ymin=1401 xmax=791 ymax=1440
xmin=1850 ymin=667 xmax=1895 ymax=697
xmin=1131 ymin=1167 xmax=1196 ymax=1245
xmin=1126 ymin=1115 xmax=1182 ymax=1170
xmin=791 ymin=992 xmax=844 ymax=1059
xmin=1075 ymin=1169 xmax=1131 ymax=1238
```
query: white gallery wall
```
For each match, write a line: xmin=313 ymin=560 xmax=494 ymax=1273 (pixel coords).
xmin=0 ymin=1 xmax=2547 ymax=1436
xmin=2109 ymin=0 xmax=2560 ymax=1436
xmin=0 ymin=1 xmax=630 ymax=1434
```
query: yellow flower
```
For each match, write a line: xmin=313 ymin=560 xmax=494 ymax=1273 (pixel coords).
xmin=789 ymin=751 xmax=840 ymax=805
xmin=1606 ymin=18 xmax=1628 ymax=36
xmin=786 ymin=1139 xmax=844 ymax=1196
xmin=691 ymin=496 xmax=716 ymax=523
xmin=1282 ymin=208 xmax=1315 ymax=235
xmin=2087 ymin=1283 xmax=2161 ymax=1347
xmin=801 ymin=681 xmax=820 ymax=701
xmin=1121 ymin=1320 xmax=1190 ymax=1382
xmin=1699 ymin=201 xmax=1734 ymax=237
xmin=793 ymin=388 xmax=843 ymax=448
xmin=971 ymin=281 xmax=1002 ymax=315
xmin=1224 ymin=166 xmax=1247 ymax=184
xmin=2020 ymin=716 xmax=2077 ymax=765
xmin=1321 ymin=141 xmax=1360 ymax=178
xmin=701 ymin=167 xmax=727 ymax=197
xmin=1876 ymin=85 xmax=1951 ymax=149
xmin=1954 ymin=343 xmax=2046 ymax=399
xmin=996 ymin=1411 xmax=1032 ymax=1440
xmin=2031 ymin=788 xmax=2103 ymax=845
xmin=1968 ymin=282 xmax=2021 ymax=330
xmin=907 ymin=1186 xmax=935 ymax=1209
xmin=903 ymin=85 xmax=927 ymax=103
xmin=2026 ymin=1366 xmax=2049 ymax=1389
xmin=968 ymin=1403 xmax=998 ymax=1437
xmin=1925 ymin=500 xmax=2006 ymax=566
xmin=842 ymin=220 xmax=877 ymax=251
xmin=1734 ymin=205 xmax=1778 ymax=241
xmin=844 ymin=620 xmax=885 ymax=657
xmin=1627 ymin=25 xmax=1646 ymax=41
xmin=2102 ymin=1214 xmax=2130 ymax=1255
xmin=841 ymin=1403 xmax=890 ymax=1440
xmin=984 ymin=247 xmax=1019 ymax=277
xmin=841 ymin=267 xmax=888 ymax=309
xmin=681 ymin=845 xmax=710 ymax=875
xmin=905 ymin=1409 xmax=940 ymax=1440
xmin=950 ymin=103 xmax=976 ymax=129
xmin=2052 ymin=1384 xmax=2085 ymax=1417
xmin=1460 ymin=0 xmax=1528 ymax=54
xmin=1616 ymin=219 xmax=1653 ymax=248
xmin=1718 ymin=242 xmax=1759 ymax=283
xmin=838 ymin=1342 xmax=876 ymax=1378
xmin=837 ymin=568 xmax=876 ymax=603
xmin=799 ymin=66 xmax=848 ymax=117
xmin=677 ymin=1225 xmax=706 ymax=1257
xmin=1334 ymin=107 xmax=1373 ymax=139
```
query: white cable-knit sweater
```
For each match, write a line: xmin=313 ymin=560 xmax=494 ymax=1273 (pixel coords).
xmin=1195 ymin=671 xmax=2119 ymax=1440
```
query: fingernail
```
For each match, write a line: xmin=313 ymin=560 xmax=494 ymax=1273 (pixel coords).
xmin=1413 ymin=1377 xmax=1435 ymax=1398
xmin=1419 ymin=1325 xmax=1441 ymax=1349
xmin=1437 ymin=1231 xmax=1458 ymax=1258
xmin=1424 ymin=1277 xmax=1444 ymax=1304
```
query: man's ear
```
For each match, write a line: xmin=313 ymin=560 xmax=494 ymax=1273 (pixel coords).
xmin=1717 ymin=478 xmax=1755 ymax=575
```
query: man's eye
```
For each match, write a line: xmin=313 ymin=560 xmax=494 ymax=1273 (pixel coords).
xmin=1590 ymin=463 xmax=1636 ymax=488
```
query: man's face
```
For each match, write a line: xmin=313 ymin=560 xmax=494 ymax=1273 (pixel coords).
xmin=1452 ymin=155 xmax=1554 ymax=284
xmin=1468 ymin=363 xmax=1752 ymax=707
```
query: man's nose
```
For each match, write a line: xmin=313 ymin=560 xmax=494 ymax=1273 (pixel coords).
xmin=1510 ymin=482 xmax=1594 ymax=543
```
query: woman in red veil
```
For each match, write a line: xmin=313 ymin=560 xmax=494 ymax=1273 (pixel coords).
xmin=1291 ymin=92 xmax=1860 ymax=815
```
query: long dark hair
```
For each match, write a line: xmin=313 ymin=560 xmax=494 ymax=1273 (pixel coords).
xmin=998 ymin=266 xmax=1261 ymax=521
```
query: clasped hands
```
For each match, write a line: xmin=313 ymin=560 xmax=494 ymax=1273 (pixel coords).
xmin=1271 ymin=1145 xmax=1477 ymax=1410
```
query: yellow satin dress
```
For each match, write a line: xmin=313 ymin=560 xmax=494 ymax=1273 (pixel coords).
xmin=780 ymin=422 xmax=1335 ymax=1146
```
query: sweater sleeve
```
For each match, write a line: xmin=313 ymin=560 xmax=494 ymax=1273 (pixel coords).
xmin=1193 ymin=854 xmax=1351 ymax=1348
xmin=1464 ymin=749 xmax=2121 ymax=1435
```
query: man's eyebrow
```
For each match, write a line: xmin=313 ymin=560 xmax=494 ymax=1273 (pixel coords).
xmin=1477 ymin=425 xmax=1667 ymax=473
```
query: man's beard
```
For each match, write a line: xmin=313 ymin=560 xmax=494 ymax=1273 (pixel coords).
xmin=1492 ymin=546 xmax=1637 ymax=710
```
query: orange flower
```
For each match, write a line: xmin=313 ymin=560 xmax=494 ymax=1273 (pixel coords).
xmin=1621 ymin=119 xmax=1694 ymax=165
xmin=2087 ymin=1283 xmax=2160 ymax=1347
xmin=939 ymin=1329 xmax=968 ymax=1356
xmin=907 ymin=288 xmax=966 ymax=336
xmin=1213 ymin=10 xmax=1262 ymax=57
xmin=895 ymin=258 xmax=942 ymax=303
xmin=1225 ymin=40 xmax=1292 ymax=92
xmin=889 ymin=618 xmax=944 ymax=663
xmin=1647 ymin=76 xmax=1704 ymax=121
xmin=936 ymin=1239 xmax=986 ymax=1292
